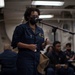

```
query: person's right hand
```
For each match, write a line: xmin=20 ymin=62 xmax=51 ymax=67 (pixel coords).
xmin=28 ymin=44 xmax=37 ymax=51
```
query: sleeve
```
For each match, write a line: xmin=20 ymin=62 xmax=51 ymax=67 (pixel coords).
xmin=11 ymin=25 xmax=23 ymax=49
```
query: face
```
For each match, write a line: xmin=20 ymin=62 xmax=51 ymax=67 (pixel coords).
xmin=66 ymin=46 xmax=71 ymax=51
xmin=55 ymin=43 xmax=61 ymax=52
xmin=29 ymin=11 xmax=39 ymax=25
xmin=30 ymin=11 xmax=39 ymax=18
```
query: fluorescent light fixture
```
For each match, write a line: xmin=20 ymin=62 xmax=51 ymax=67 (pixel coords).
xmin=39 ymin=15 xmax=54 ymax=18
xmin=32 ymin=1 xmax=64 ymax=6
xmin=0 ymin=0 xmax=5 ymax=8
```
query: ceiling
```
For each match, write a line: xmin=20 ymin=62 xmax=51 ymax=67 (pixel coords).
xmin=1 ymin=0 xmax=75 ymax=25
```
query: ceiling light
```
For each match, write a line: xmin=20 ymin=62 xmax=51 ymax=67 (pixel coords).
xmin=39 ymin=15 xmax=54 ymax=18
xmin=0 ymin=0 xmax=5 ymax=8
xmin=31 ymin=1 xmax=64 ymax=6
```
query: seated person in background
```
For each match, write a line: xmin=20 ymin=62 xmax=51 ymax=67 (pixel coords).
xmin=46 ymin=41 xmax=74 ymax=75
xmin=64 ymin=43 xmax=75 ymax=71
xmin=0 ymin=43 xmax=17 ymax=75
xmin=64 ymin=43 xmax=75 ymax=61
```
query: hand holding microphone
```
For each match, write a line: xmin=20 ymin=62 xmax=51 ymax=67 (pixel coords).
xmin=44 ymin=38 xmax=50 ymax=45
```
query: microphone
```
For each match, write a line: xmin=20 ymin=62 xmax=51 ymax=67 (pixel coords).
xmin=35 ymin=18 xmax=42 ymax=22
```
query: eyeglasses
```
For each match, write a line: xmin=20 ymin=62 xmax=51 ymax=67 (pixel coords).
xmin=30 ymin=15 xmax=39 ymax=18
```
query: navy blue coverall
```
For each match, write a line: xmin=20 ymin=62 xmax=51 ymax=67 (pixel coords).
xmin=11 ymin=22 xmax=44 ymax=75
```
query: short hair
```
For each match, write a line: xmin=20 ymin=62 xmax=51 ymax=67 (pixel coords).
xmin=46 ymin=46 xmax=50 ymax=52
xmin=53 ymin=41 xmax=61 ymax=47
xmin=66 ymin=43 xmax=71 ymax=47
xmin=24 ymin=7 xmax=40 ymax=21
xmin=46 ymin=46 xmax=53 ymax=52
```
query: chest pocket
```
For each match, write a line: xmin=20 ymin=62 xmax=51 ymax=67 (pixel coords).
xmin=22 ymin=29 xmax=35 ymax=44
xmin=36 ymin=33 xmax=44 ymax=43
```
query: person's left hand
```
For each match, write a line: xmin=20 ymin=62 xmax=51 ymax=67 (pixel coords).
xmin=63 ymin=64 xmax=68 ymax=69
xmin=44 ymin=38 xmax=50 ymax=45
xmin=42 ymin=38 xmax=50 ymax=48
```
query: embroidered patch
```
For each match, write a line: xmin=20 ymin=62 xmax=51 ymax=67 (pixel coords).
xmin=39 ymin=33 xmax=44 ymax=38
